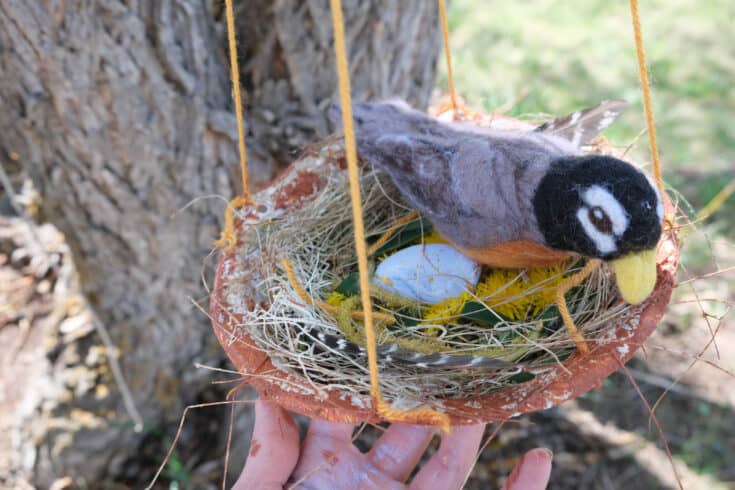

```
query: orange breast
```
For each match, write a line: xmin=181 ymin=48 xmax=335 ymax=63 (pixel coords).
xmin=446 ymin=238 xmax=572 ymax=268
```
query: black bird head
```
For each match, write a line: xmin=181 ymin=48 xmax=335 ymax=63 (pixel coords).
xmin=534 ymin=155 xmax=664 ymax=304
xmin=533 ymin=155 xmax=663 ymax=260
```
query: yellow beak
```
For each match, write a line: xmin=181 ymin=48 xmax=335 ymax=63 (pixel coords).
xmin=609 ymin=248 xmax=658 ymax=305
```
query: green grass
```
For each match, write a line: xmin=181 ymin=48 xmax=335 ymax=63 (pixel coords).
xmin=439 ymin=0 xmax=735 ymax=176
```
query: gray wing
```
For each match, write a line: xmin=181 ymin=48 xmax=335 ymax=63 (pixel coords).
xmin=534 ymin=100 xmax=628 ymax=147
xmin=348 ymin=101 xmax=462 ymax=223
xmin=343 ymin=101 xmax=557 ymax=247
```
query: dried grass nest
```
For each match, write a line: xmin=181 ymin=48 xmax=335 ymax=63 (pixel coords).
xmin=210 ymin=112 xmax=679 ymax=424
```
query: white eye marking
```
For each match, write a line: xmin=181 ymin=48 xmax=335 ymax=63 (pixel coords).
xmin=576 ymin=185 xmax=630 ymax=255
xmin=580 ymin=186 xmax=629 ymax=235
xmin=577 ymin=207 xmax=617 ymax=254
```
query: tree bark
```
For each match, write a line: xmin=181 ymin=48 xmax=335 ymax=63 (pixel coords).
xmin=0 ymin=0 xmax=441 ymax=486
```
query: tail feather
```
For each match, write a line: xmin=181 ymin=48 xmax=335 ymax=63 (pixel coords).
xmin=535 ymin=100 xmax=628 ymax=148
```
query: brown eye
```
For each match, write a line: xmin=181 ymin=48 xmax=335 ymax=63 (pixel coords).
xmin=588 ymin=206 xmax=612 ymax=233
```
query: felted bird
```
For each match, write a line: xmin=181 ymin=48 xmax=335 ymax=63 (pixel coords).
xmin=321 ymin=100 xmax=664 ymax=366
xmin=335 ymin=100 xmax=663 ymax=306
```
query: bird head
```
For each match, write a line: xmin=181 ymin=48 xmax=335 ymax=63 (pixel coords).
xmin=533 ymin=155 xmax=664 ymax=304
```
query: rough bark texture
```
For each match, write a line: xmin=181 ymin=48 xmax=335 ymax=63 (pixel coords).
xmin=0 ymin=0 xmax=440 ymax=486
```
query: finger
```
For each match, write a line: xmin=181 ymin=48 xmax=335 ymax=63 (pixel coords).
xmin=409 ymin=424 xmax=485 ymax=490
xmin=502 ymin=448 xmax=553 ymax=490
xmin=304 ymin=418 xmax=355 ymax=446
xmin=291 ymin=418 xmax=355 ymax=476
xmin=368 ymin=423 xmax=435 ymax=481
xmin=292 ymin=420 xmax=404 ymax=489
xmin=232 ymin=401 xmax=300 ymax=490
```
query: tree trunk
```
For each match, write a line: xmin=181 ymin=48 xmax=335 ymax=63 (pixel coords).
xmin=0 ymin=0 xmax=441 ymax=486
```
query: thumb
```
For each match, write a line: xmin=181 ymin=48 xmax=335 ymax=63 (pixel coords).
xmin=502 ymin=448 xmax=553 ymax=490
xmin=233 ymin=401 xmax=300 ymax=490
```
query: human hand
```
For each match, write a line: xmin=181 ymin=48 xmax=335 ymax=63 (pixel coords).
xmin=233 ymin=401 xmax=552 ymax=490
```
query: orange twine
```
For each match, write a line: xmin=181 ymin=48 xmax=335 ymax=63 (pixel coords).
xmin=225 ymin=0 xmax=251 ymax=199
xmin=555 ymin=259 xmax=601 ymax=355
xmin=438 ymin=0 xmax=458 ymax=112
xmin=329 ymin=0 xmax=451 ymax=433
xmin=216 ymin=0 xmax=252 ymax=251
xmin=630 ymin=0 xmax=664 ymax=196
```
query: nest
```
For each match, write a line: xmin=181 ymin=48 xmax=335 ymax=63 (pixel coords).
xmin=211 ymin=114 xmax=679 ymax=423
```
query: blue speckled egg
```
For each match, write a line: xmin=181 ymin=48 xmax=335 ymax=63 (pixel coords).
xmin=373 ymin=244 xmax=481 ymax=304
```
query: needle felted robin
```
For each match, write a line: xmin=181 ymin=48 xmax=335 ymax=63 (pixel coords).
xmin=325 ymin=100 xmax=663 ymax=363
xmin=333 ymin=100 xmax=663 ymax=304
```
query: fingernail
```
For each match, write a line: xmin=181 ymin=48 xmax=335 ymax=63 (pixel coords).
xmin=540 ymin=447 xmax=554 ymax=459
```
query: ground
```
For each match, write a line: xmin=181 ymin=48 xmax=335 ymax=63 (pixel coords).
xmin=2 ymin=0 xmax=734 ymax=488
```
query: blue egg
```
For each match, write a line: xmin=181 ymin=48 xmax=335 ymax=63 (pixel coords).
xmin=373 ymin=244 xmax=481 ymax=304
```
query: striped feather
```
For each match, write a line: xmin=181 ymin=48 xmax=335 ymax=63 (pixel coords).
xmin=309 ymin=329 xmax=522 ymax=371
xmin=535 ymin=100 xmax=628 ymax=148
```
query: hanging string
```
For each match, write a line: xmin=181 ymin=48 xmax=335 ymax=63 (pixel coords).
xmin=215 ymin=0 xmax=253 ymax=250
xmin=438 ymin=0 xmax=458 ymax=112
xmin=329 ymin=0 xmax=451 ymax=432
xmin=629 ymin=0 xmax=664 ymax=196
xmin=555 ymin=4 xmax=664 ymax=355
xmin=225 ymin=0 xmax=251 ymax=199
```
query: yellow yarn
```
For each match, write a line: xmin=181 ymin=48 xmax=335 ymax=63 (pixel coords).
xmin=325 ymin=291 xmax=347 ymax=308
xmin=421 ymin=230 xmax=447 ymax=244
xmin=422 ymin=292 xmax=471 ymax=324
xmin=477 ymin=265 xmax=567 ymax=319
